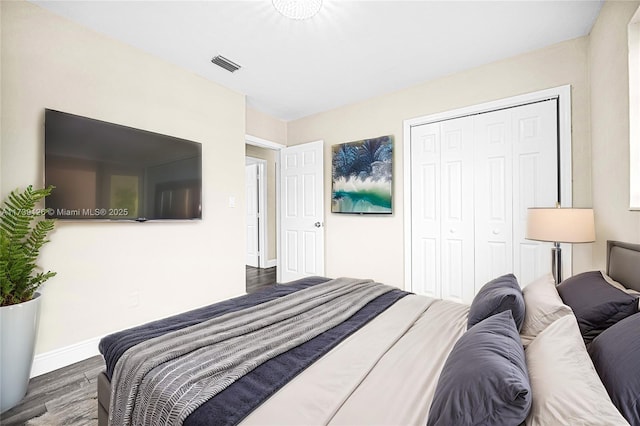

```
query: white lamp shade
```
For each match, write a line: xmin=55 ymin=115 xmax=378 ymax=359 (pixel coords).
xmin=526 ymin=208 xmax=595 ymax=243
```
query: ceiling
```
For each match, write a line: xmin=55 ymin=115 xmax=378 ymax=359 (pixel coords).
xmin=30 ymin=1 xmax=603 ymax=121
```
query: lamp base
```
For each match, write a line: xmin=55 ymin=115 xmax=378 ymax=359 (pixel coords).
xmin=552 ymin=242 xmax=562 ymax=284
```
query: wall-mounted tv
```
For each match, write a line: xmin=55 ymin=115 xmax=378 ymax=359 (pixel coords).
xmin=44 ymin=109 xmax=202 ymax=221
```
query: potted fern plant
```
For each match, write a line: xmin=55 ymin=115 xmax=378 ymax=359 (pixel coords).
xmin=0 ymin=185 xmax=56 ymax=413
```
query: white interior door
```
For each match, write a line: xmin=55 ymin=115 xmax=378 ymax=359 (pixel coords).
xmin=245 ymin=162 xmax=259 ymax=267
xmin=279 ymin=140 xmax=325 ymax=282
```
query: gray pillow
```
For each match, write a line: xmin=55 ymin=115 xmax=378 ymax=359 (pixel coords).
xmin=557 ymin=271 xmax=639 ymax=342
xmin=427 ymin=310 xmax=531 ymax=426
xmin=467 ymin=274 xmax=525 ymax=331
xmin=588 ymin=312 xmax=640 ymax=425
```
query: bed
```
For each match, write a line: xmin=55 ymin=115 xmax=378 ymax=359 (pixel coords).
xmin=97 ymin=240 xmax=640 ymax=426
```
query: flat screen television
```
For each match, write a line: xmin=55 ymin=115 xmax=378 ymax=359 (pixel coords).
xmin=44 ymin=109 xmax=202 ymax=221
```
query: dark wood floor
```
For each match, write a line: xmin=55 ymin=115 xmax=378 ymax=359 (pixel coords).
xmin=246 ymin=265 xmax=277 ymax=293
xmin=1 ymin=267 xmax=278 ymax=425
xmin=0 ymin=355 xmax=104 ymax=425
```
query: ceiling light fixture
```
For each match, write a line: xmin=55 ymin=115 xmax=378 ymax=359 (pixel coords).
xmin=272 ymin=0 xmax=323 ymax=20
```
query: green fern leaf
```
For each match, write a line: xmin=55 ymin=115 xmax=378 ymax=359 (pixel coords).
xmin=0 ymin=186 xmax=56 ymax=306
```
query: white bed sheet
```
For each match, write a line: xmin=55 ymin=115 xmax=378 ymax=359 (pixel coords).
xmin=240 ymin=294 xmax=469 ymax=426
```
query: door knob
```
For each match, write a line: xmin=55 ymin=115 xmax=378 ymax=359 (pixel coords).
xmin=314 ymin=222 xmax=322 ymax=228
xmin=492 ymin=229 xmax=500 ymax=235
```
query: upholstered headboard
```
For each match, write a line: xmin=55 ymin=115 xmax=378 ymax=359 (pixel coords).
xmin=606 ymin=240 xmax=640 ymax=292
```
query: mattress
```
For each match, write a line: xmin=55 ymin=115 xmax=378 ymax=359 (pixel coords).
xmin=98 ymin=273 xmax=631 ymax=426
xmin=98 ymin=277 xmax=467 ymax=425
xmin=240 ymin=294 xmax=468 ymax=425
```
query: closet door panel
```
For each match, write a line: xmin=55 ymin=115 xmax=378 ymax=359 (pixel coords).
xmin=473 ymin=109 xmax=514 ymax=289
xmin=512 ymin=100 xmax=558 ymax=286
xmin=440 ymin=118 xmax=475 ymax=303
xmin=410 ymin=123 xmax=441 ymax=298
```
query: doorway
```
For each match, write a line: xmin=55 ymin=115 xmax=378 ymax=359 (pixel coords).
xmin=245 ymin=136 xmax=282 ymax=292
xmin=245 ymin=157 xmax=264 ymax=268
xmin=245 ymin=135 xmax=325 ymax=288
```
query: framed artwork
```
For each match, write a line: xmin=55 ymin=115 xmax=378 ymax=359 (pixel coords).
xmin=331 ymin=135 xmax=393 ymax=214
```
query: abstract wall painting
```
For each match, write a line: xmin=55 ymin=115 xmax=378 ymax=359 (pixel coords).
xmin=331 ymin=135 xmax=393 ymax=214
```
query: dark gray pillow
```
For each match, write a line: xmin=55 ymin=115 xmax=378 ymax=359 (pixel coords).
xmin=588 ymin=312 xmax=640 ymax=425
xmin=427 ymin=310 xmax=531 ymax=426
xmin=467 ymin=274 xmax=525 ymax=331
xmin=557 ymin=271 xmax=639 ymax=342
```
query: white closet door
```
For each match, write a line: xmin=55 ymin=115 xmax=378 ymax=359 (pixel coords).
xmin=410 ymin=99 xmax=559 ymax=301
xmin=410 ymin=122 xmax=441 ymax=298
xmin=473 ymin=99 xmax=558 ymax=288
xmin=474 ymin=109 xmax=514 ymax=288
xmin=440 ymin=117 xmax=475 ymax=303
xmin=512 ymin=100 xmax=558 ymax=285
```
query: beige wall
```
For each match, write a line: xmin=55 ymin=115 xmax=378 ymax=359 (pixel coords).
xmin=246 ymin=107 xmax=287 ymax=145
xmin=1 ymin=1 xmax=246 ymax=355
xmin=288 ymin=37 xmax=591 ymax=288
xmin=5 ymin=0 xmax=636 ymax=360
xmin=245 ymin=108 xmax=284 ymax=266
xmin=590 ymin=0 xmax=640 ymax=269
xmin=245 ymin=145 xmax=277 ymax=262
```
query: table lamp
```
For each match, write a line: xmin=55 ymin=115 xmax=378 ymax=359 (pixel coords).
xmin=526 ymin=207 xmax=595 ymax=283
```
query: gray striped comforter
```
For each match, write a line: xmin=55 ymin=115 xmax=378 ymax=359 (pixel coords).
xmin=108 ymin=278 xmax=394 ymax=426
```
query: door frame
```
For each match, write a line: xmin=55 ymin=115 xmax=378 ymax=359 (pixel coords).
xmin=245 ymin=156 xmax=267 ymax=268
xmin=403 ymin=85 xmax=573 ymax=292
xmin=246 ymin=134 xmax=286 ymax=281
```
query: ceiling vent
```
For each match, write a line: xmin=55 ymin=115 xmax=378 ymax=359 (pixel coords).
xmin=211 ymin=55 xmax=242 ymax=73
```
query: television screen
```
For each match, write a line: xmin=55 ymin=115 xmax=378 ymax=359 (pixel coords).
xmin=44 ymin=109 xmax=202 ymax=221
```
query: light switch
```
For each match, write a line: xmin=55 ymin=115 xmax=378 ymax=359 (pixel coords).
xmin=228 ymin=196 xmax=236 ymax=208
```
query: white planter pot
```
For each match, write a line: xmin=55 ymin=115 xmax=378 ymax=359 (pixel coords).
xmin=0 ymin=293 xmax=41 ymax=413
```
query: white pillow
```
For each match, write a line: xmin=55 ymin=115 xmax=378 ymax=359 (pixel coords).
xmin=525 ymin=315 xmax=629 ymax=426
xmin=520 ymin=273 xmax=572 ymax=346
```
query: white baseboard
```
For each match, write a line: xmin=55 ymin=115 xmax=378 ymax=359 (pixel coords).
xmin=31 ymin=335 xmax=103 ymax=378
xmin=30 ymin=256 xmax=276 ymax=377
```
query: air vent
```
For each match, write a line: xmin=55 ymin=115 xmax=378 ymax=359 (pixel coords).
xmin=211 ymin=55 xmax=242 ymax=73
